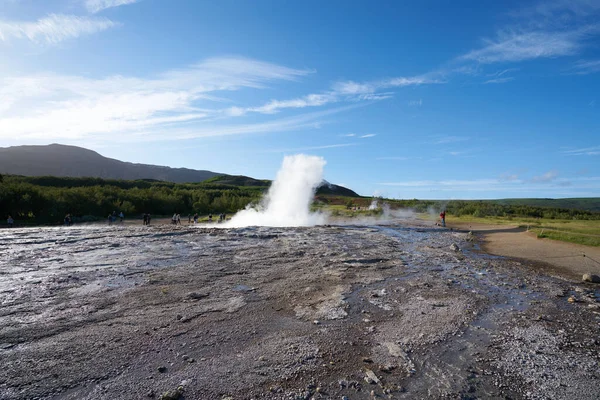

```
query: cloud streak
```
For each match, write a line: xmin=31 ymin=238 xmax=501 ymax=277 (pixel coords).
xmin=0 ymin=57 xmax=313 ymax=141
xmin=0 ymin=13 xmax=116 ymax=44
xmin=562 ymin=146 xmax=600 ymax=155
xmin=85 ymin=0 xmax=139 ymax=13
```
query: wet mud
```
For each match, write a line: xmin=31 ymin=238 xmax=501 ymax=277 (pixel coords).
xmin=0 ymin=222 xmax=599 ymax=399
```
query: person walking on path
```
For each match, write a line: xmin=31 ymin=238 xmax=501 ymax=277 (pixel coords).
xmin=440 ymin=210 xmax=446 ymax=227
xmin=7 ymin=215 xmax=14 ymax=228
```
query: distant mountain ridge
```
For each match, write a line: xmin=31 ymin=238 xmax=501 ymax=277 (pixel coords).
xmin=0 ymin=144 xmax=360 ymax=197
xmin=0 ymin=144 xmax=220 ymax=183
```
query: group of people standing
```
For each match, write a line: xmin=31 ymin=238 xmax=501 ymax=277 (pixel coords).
xmin=142 ymin=213 xmax=152 ymax=225
xmin=107 ymin=211 xmax=125 ymax=225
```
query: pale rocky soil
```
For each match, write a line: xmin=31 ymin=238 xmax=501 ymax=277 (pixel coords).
xmin=449 ymin=222 xmax=600 ymax=279
xmin=0 ymin=221 xmax=599 ymax=400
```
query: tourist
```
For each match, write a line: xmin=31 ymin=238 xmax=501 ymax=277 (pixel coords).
xmin=119 ymin=211 xmax=124 ymax=223
xmin=193 ymin=213 xmax=198 ymax=224
xmin=7 ymin=215 xmax=14 ymax=228
xmin=440 ymin=210 xmax=446 ymax=227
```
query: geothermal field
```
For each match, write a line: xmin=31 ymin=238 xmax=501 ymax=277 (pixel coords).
xmin=1 ymin=156 xmax=599 ymax=400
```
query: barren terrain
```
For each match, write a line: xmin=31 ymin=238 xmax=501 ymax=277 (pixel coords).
xmin=1 ymin=220 xmax=599 ymax=399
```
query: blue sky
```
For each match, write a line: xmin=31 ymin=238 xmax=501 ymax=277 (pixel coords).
xmin=1 ymin=0 xmax=599 ymax=199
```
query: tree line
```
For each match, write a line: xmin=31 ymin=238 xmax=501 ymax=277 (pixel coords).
xmin=392 ymin=199 xmax=600 ymax=220
xmin=0 ymin=175 xmax=264 ymax=224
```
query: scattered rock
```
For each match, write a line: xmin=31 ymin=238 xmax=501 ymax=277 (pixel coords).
xmin=364 ymin=369 xmax=380 ymax=384
xmin=158 ymin=386 xmax=183 ymax=400
xmin=186 ymin=291 xmax=209 ymax=300
xmin=583 ymin=274 xmax=600 ymax=283
xmin=157 ymin=366 xmax=167 ymax=373
xmin=568 ymin=296 xmax=578 ymax=303
xmin=450 ymin=243 xmax=460 ymax=252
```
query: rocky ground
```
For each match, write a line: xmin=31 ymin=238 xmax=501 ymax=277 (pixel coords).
xmin=0 ymin=221 xmax=599 ymax=399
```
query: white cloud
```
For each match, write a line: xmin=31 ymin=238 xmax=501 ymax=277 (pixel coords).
xmin=461 ymin=0 xmax=600 ymax=65
xmin=376 ymin=175 xmax=600 ymax=193
xmin=360 ymin=134 xmax=376 ymax=138
xmin=461 ymin=30 xmax=589 ymax=64
xmin=562 ymin=146 xmax=600 ymax=155
xmin=376 ymin=156 xmax=413 ymax=161
xmin=484 ymin=77 xmax=515 ymax=84
xmin=571 ymin=59 xmax=600 ymax=74
xmin=332 ymin=81 xmax=377 ymax=95
xmin=0 ymin=13 xmax=116 ymax=44
xmin=332 ymin=75 xmax=442 ymax=97
xmin=85 ymin=0 xmax=139 ymax=13
xmin=265 ymin=142 xmax=357 ymax=153
xmin=227 ymin=92 xmax=337 ymax=116
xmin=530 ymin=170 xmax=558 ymax=183
xmin=430 ymin=135 xmax=469 ymax=144
xmin=0 ymin=56 xmax=312 ymax=141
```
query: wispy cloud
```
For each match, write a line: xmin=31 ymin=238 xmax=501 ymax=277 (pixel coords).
xmin=408 ymin=99 xmax=423 ymax=106
xmin=0 ymin=13 xmax=116 ymax=44
xmin=461 ymin=29 xmax=592 ymax=64
xmin=225 ymin=93 xmax=336 ymax=116
xmin=332 ymin=74 xmax=442 ymax=96
xmin=571 ymin=59 xmax=600 ymax=74
xmin=377 ymin=175 xmax=600 ymax=194
xmin=340 ymin=133 xmax=356 ymax=137
xmin=0 ymin=56 xmax=313 ymax=141
xmin=360 ymin=134 xmax=376 ymax=138
xmin=430 ymin=135 xmax=469 ymax=145
xmin=530 ymin=170 xmax=558 ymax=183
xmin=461 ymin=0 xmax=600 ymax=65
xmin=85 ymin=0 xmax=139 ymax=13
xmin=562 ymin=146 xmax=600 ymax=155
xmin=265 ymin=142 xmax=357 ymax=153
xmin=376 ymin=156 xmax=414 ymax=161
xmin=484 ymin=77 xmax=515 ymax=84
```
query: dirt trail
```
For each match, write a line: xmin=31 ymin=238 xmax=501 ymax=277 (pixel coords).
xmin=449 ymin=222 xmax=600 ymax=280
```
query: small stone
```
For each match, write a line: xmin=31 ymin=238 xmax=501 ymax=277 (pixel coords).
xmin=362 ymin=357 xmax=373 ymax=363
xmin=313 ymin=320 xmax=320 ymax=325
xmin=157 ymin=366 xmax=167 ymax=373
xmin=450 ymin=243 xmax=460 ymax=252
xmin=583 ymin=274 xmax=600 ymax=283
xmin=568 ymin=296 xmax=577 ymax=303
xmin=364 ymin=369 xmax=380 ymax=384
xmin=187 ymin=291 xmax=209 ymax=300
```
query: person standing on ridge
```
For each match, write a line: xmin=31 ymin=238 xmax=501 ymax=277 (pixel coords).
xmin=440 ymin=210 xmax=446 ymax=227
xmin=7 ymin=215 xmax=14 ymax=228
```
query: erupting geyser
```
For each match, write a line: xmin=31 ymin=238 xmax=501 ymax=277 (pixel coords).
xmin=225 ymin=154 xmax=327 ymax=228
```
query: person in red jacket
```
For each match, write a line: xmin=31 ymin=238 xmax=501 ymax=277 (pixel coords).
xmin=440 ymin=210 xmax=446 ymax=227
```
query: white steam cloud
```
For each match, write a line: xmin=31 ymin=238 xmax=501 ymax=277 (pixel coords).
xmin=225 ymin=154 xmax=327 ymax=227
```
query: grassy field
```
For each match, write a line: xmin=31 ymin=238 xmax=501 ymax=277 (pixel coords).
xmin=448 ymin=214 xmax=600 ymax=247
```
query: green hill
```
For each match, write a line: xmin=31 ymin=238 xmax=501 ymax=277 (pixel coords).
xmin=491 ymin=198 xmax=600 ymax=212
